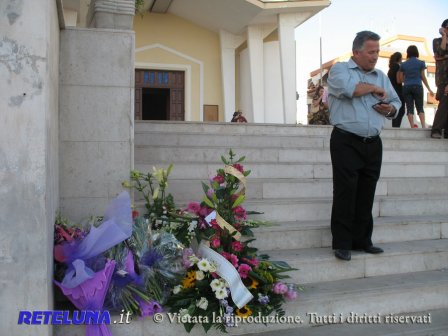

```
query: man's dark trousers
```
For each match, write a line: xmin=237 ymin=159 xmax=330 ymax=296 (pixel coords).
xmin=330 ymin=127 xmax=383 ymax=250
xmin=432 ymin=85 xmax=448 ymax=137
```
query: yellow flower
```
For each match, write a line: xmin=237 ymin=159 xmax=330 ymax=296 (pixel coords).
xmin=121 ymin=180 xmax=132 ymax=188
xmin=130 ymin=170 xmax=141 ymax=179
xmin=152 ymin=167 xmax=165 ymax=183
xmin=181 ymin=271 xmax=196 ymax=288
xmin=235 ymin=305 xmax=252 ymax=318
xmin=248 ymin=277 xmax=259 ymax=289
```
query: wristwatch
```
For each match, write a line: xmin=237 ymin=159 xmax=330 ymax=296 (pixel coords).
xmin=385 ymin=107 xmax=395 ymax=118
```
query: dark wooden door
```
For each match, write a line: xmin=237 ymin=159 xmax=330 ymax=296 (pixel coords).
xmin=135 ymin=69 xmax=185 ymax=120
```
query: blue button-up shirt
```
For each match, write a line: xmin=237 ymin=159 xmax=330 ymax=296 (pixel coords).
xmin=327 ymin=58 xmax=402 ymax=137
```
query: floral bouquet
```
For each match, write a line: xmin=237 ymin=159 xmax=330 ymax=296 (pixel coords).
xmin=53 ymin=192 xmax=135 ymax=336
xmin=164 ymin=150 xmax=298 ymax=333
xmin=123 ymin=165 xmax=199 ymax=246
xmin=53 ymin=191 xmax=184 ymax=327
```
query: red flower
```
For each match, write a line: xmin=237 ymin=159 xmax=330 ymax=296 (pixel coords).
xmin=212 ymin=175 xmax=225 ymax=184
xmin=199 ymin=206 xmax=212 ymax=217
xmin=231 ymin=241 xmax=244 ymax=252
xmin=230 ymin=194 xmax=239 ymax=202
xmin=232 ymin=163 xmax=244 ymax=173
xmin=233 ymin=206 xmax=247 ymax=220
xmin=210 ymin=219 xmax=221 ymax=231
xmin=210 ymin=237 xmax=221 ymax=248
xmin=221 ymin=252 xmax=239 ymax=268
xmin=132 ymin=210 xmax=139 ymax=219
xmin=241 ymin=257 xmax=259 ymax=267
xmin=238 ymin=264 xmax=252 ymax=279
xmin=186 ymin=202 xmax=201 ymax=215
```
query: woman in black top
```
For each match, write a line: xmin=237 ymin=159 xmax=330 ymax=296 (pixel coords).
xmin=387 ymin=52 xmax=405 ymax=128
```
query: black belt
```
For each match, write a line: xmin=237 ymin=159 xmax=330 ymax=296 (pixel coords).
xmin=334 ymin=127 xmax=380 ymax=144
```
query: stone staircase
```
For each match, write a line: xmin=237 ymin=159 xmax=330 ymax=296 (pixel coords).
xmin=134 ymin=121 xmax=448 ymax=335
xmin=55 ymin=121 xmax=448 ymax=336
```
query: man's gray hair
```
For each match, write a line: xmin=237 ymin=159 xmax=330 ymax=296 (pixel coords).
xmin=352 ymin=31 xmax=381 ymax=51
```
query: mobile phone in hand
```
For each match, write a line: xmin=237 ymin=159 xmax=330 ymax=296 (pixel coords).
xmin=372 ymin=101 xmax=386 ymax=108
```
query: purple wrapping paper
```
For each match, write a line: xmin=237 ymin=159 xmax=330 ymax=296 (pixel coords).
xmin=55 ymin=259 xmax=116 ymax=336
xmin=60 ymin=191 xmax=132 ymax=288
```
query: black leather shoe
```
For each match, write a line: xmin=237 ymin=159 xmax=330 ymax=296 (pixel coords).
xmin=364 ymin=246 xmax=384 ymax=254
xmin=335 ymin=249 xmax=351 ymax=261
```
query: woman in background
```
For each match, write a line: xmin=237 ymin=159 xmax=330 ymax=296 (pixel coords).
xmin=230 ymin=111 xmax=247 ymax=123
xmin=398 ymin=45 xmax=434 ymax=128
xmin=387 ymin=52 xmax=405 ymax=127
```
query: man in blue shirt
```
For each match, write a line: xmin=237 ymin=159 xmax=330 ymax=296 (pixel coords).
xmin=327 ymin=31 xmax=402 ymax=261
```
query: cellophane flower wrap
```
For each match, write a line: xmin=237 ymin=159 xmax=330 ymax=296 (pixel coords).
xmin=164 ymin=150 xmax=298 ymax=333
xmin=53 ymin=190 xmax=183 ymax=329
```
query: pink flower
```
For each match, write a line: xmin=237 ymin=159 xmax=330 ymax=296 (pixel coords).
xmin=212 ymin=175 xmax=225 ymax=184
xmin=55 ymin=225 xmax=73 ymax=243
xmin=199 ymin=206 xmax=212 ymax=217
xmin=272 ymin=282 xmax=288 ymax=295
xmin=221 ymin=252 xmax=239 ymax=268
xmin=238 ymin=264 xmax=251 ymax=279
xmin=233 ymin=206 xmax=247 ymax=220
xmin=231 ymin=241 xmax=244 ymax=252
xmin=210 ymin=237 xmax=221 ymax=248
xmin=207 ymin=189 xmax=215 ymax=198
xmin=182 ymin=248 xmax=194 ymax=268
xmin=186 ymin=202 xmax=201 ymax=214
xmin=242 ymin=257 xmax=259 ymax=267
xmin=229 ymin=254 xmax=239 ymax=268
xmin=284 ymin=290 xmax=298 ymax=300
xmin=232 ymin=163 xmax=244 ymax=173
xmin=210 ymin=219 xmax=221 ymax=231
xmin=199 ymin=219 xmax=208 ymax=229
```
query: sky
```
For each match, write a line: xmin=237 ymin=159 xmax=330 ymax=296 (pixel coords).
xmin=294 ymin=0 xmax=448 ymax=122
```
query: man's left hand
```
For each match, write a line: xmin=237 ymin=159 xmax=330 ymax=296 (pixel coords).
xmin=373 ymin=103 xmax=395 ymax=117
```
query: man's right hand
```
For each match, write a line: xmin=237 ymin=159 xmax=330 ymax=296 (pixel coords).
xmin=372 ymin=86 xmax=387 ymax=101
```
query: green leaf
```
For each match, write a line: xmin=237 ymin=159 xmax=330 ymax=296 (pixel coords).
xmin=236 ymin=155 xmax=246 ymax=163
xmin=153 ymin=187 xmax=159 ymax=200
xmin=203 ymin=322 xmax=213 ymax=333
xmin=166 ymin=163 xmax=174 ymax=177
xmin=201 ymin=182 xmax=210 ymax=194
xmin=232 ymin=194 xmax=245 ymax=208
xmin=202 ymin=196 xmax=215 ymax=209
xmin=221 ymin=155 xmax=229 ymax=165
xmin=184 ymin=322 xmax=195 ymax=333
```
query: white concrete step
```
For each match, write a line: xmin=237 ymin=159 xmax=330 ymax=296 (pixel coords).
xmin=135 ymin=121 xmax=434 ymax=140
xmin=262 ymin=239 xmax=448 ymax=284
xmin=54 ymin=269 xmax=448 ymax=336
xmin=252 ymin=215 xmax=448 ymax=250
xmin=135 ymin=162 xmax=448 ymax=180
xmin=132 ymin=177 xmax=448 ymax=203
xmin=135 ymin=146 xmax=448 ymax=164
xmin=244 ymin=195 xmax=448 ymax=222
xmin=136 ymin=194 xmax=448 ymax=223
xmin=135 ymin=130 xmax=448 ymax=152
xmin=255 ymin=308 xmax=448 ymax=336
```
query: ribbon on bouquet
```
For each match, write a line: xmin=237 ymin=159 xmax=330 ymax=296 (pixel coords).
xmin=194 ymin=165 xmax=252 ymax=308
xmin=197 ymin=240 xmax=253 ymax=309
xmin=206 ymin=211 xmax=241 ymax=241
xmin=224 ymin=165 xmax=247 ymax=195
